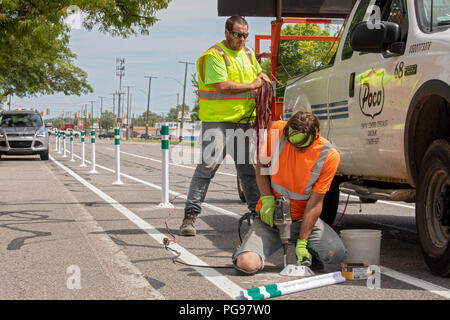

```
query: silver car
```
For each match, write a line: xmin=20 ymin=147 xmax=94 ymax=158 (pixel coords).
xmin=0 ymin=110 xmax=49 ymax=160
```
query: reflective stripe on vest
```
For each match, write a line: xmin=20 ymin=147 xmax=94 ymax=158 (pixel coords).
xmin=243 ymin=47 xmax=254 ymax=66
xmin=270 ymin=135 xmax=334 ymax=200
xmin=210 ymin=44 xmax=231 ymax=67
xmin=198 ymin=90 xmax=257 ymax=100
xmin=211 ymin=44 xmax=254 ymax=68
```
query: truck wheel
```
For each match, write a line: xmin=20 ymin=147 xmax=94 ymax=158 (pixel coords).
xmin=321 ymin=176 xmax=342 ymax=226
xmin=237 ymin=176 xmax=247 ymax=203
xmin=416 ymin=139 xmax=450 ymax=277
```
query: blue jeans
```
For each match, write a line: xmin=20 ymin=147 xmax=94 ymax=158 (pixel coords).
xmin=184 ymin=122 xmax=261 ymax=214
xmin=233 ymin=217 xmax=347 ymax=274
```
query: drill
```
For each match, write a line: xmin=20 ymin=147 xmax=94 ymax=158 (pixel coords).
xmin=273 ymin=196 xmax=292 ymax=267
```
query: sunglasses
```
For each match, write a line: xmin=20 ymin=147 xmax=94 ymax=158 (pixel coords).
xmin=229 ymin=30 xmax=249 ymax=39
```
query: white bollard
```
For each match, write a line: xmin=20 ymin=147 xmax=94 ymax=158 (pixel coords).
xmin=238 ymin=271 xmax=346 ymax=300
xmin=63 ymin=131 xmax=67 ymax=157
xmin=57 ymin=131 xmax=61 ymax=153
xmin=80 ymin=130 xmax=86 ymax=167
xmin=89 ymin=129 xmax=98 ymax=174
xmin=112 ymin=128 xmax=123 ymax=185
xmin=70 ymin=131 xmax=75 ymax=162
xmin=158 ymin=124 xmax=173 ymax=208
xmin=54 ymin=131 xmax=58 ymax=151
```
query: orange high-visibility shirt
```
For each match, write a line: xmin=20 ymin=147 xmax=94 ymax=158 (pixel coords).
xmin=256 ymin=121 xmax=340 ymax=221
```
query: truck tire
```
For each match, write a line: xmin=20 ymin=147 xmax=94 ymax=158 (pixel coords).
xmin=237 ymin=176 xmax=247 ymax=203
xmin=416 ymin=139 xmax=450 ymax=277
xmin=321 ymin=176 xmax=342 ymax=226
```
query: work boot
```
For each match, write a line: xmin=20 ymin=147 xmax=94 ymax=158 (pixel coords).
xmin=180 ymin=211 xmax=198 ymax=236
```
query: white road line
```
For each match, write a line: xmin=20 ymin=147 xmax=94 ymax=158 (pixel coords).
xmin=381 ymin=266 xmax=450 ymax=299
xmin=56 ymin=149 xmax=450 ymax=298
xmin=45 ymin=164 xmax=165 ymax=300
xmin=345 ymin=194 xmax=415 ymax=209
xmin=50 ymin=155 xmax=244 ymax=300
xmin=105 ymin=147 xmax=237 ymax=177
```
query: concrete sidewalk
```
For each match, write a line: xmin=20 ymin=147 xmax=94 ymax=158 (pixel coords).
xmin=0 ymin=155 xmax=163 ymax=299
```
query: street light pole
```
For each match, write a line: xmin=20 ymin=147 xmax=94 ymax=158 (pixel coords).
xmin=144 ymin=76 xmax=157 ymax=140
xmin=178 ymin=61 xmax=195 ymax=142
xmin=89 ymin=100 xmax=95 ymax=128
xmin=123 ymin=86 xmax=134 ymax=139
xmin=99 ymin=96 xmax=106 ymax=132
xmin=116 ymin=58 xmax=125 ymax=130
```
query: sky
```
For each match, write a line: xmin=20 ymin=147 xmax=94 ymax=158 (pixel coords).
xmin=12 ymin=0 xmax=274 ymax=120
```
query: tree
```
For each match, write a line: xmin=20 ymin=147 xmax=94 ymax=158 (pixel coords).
xmin=0 ymin=0 xmax=172 ymax=99
xmin=99 ymin=110 xmax=116 ymax=130
xmin=261 ymin=23 xmax=339 ymax=97
xmin=136 ymin=110 xmax=164 ymax=127
xmin=166 ymin=105 xmax=189 ymax=122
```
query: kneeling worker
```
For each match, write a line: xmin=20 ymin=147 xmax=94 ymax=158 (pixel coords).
xmin=233 ymin=111 xmax=347 ymax=274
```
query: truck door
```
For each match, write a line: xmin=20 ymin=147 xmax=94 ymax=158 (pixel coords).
xmin=328 ymin=0 xmax=410 ymax=180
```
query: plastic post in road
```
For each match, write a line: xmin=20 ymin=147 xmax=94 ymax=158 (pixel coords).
xmin=112 ymin=128 xmax=123 ymax=185
xmin=54 ymin=131 xmax=58 ymax=151
xmin=57 ymin=131 xmax=61 ymax=153
xmin=158 ymin=124 xmax=174 ymax=208
xmin=80 ymin=131 xmax=86 ymax=167
xmin=70 ymin=131 xmax=75 ymax=162
xmin=63 ymin=131 xmax=67 ymax=157
xmin=89 ymin=129 xmax=98 ymax=174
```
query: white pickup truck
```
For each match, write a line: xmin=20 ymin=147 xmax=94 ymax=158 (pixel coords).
xmin=283 ymin=0 xmax=450 ymax=276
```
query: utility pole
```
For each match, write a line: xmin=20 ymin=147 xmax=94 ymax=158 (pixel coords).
xmin=99 ymin=96 xmax=106 ymax=132
xmin=89 ymin=100 xmax=95 ymax=128
xmin=144 ymin=76 xmax=157 ymax=140
xmin=123 ymin=86 xmax=134 ymax=139
xmin=116 ymin=58 xmax=125 ymax=131
xmin=178 ymin=61 xmax=195 ymax=142
xmin=110 ymin=93 xmax=116 ymax=118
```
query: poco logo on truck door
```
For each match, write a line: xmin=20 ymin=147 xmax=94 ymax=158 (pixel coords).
xmin=358 ymin=68 xmax=385 ymax=119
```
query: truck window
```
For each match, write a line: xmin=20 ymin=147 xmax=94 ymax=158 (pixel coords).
xmin=342 ymin=0 xmax=373 ymax=60
xmin=342 ymin=0 xmax=408 ymax=60
xmin=416 ymin=0 xmax=450 ymax=32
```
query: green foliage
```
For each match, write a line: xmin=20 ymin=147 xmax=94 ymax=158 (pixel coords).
xmin=0 ymin=0 xmax=171 ymax=98
xmin=135 ymin=110 xmax=165 ymax=127
xmin=261 ymin=23 xmax=339 ymax=97
xmin=99 ymin=110 xmax=116 ymax=130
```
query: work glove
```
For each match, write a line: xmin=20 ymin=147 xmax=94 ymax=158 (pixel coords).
xmin=296 ymin=239 xmax=312 ymax=266
xmin=259 ymin=195 xmax=275 ymax=227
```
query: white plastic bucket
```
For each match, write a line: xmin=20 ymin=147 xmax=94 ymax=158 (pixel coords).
xmin=340 ymin=229 xmax=382 ymax=266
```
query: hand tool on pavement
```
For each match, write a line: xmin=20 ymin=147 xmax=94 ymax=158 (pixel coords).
xmin=274 ymin=196 xmax=315 ymax=277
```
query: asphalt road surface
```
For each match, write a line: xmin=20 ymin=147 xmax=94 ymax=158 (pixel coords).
xmin=0 ymin=136 xmax=449 ymax=301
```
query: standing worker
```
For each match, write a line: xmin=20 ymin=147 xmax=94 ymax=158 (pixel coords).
xmin=180 ymin=16 xmax=270 ymax=236
xmin=233 ymin=111 xmax=347 ymax=274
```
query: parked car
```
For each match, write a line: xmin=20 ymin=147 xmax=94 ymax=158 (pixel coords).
xmin=65 ymin=128 xmax=80 ymax=138
xmin=0 ymin=109 xmax=49 ymax=160
xmin=99 ymin=132 xmax=115 ymax=139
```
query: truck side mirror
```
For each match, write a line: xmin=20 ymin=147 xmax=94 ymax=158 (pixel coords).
xmin=350 ymin=21 xmax=401 ymax=53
